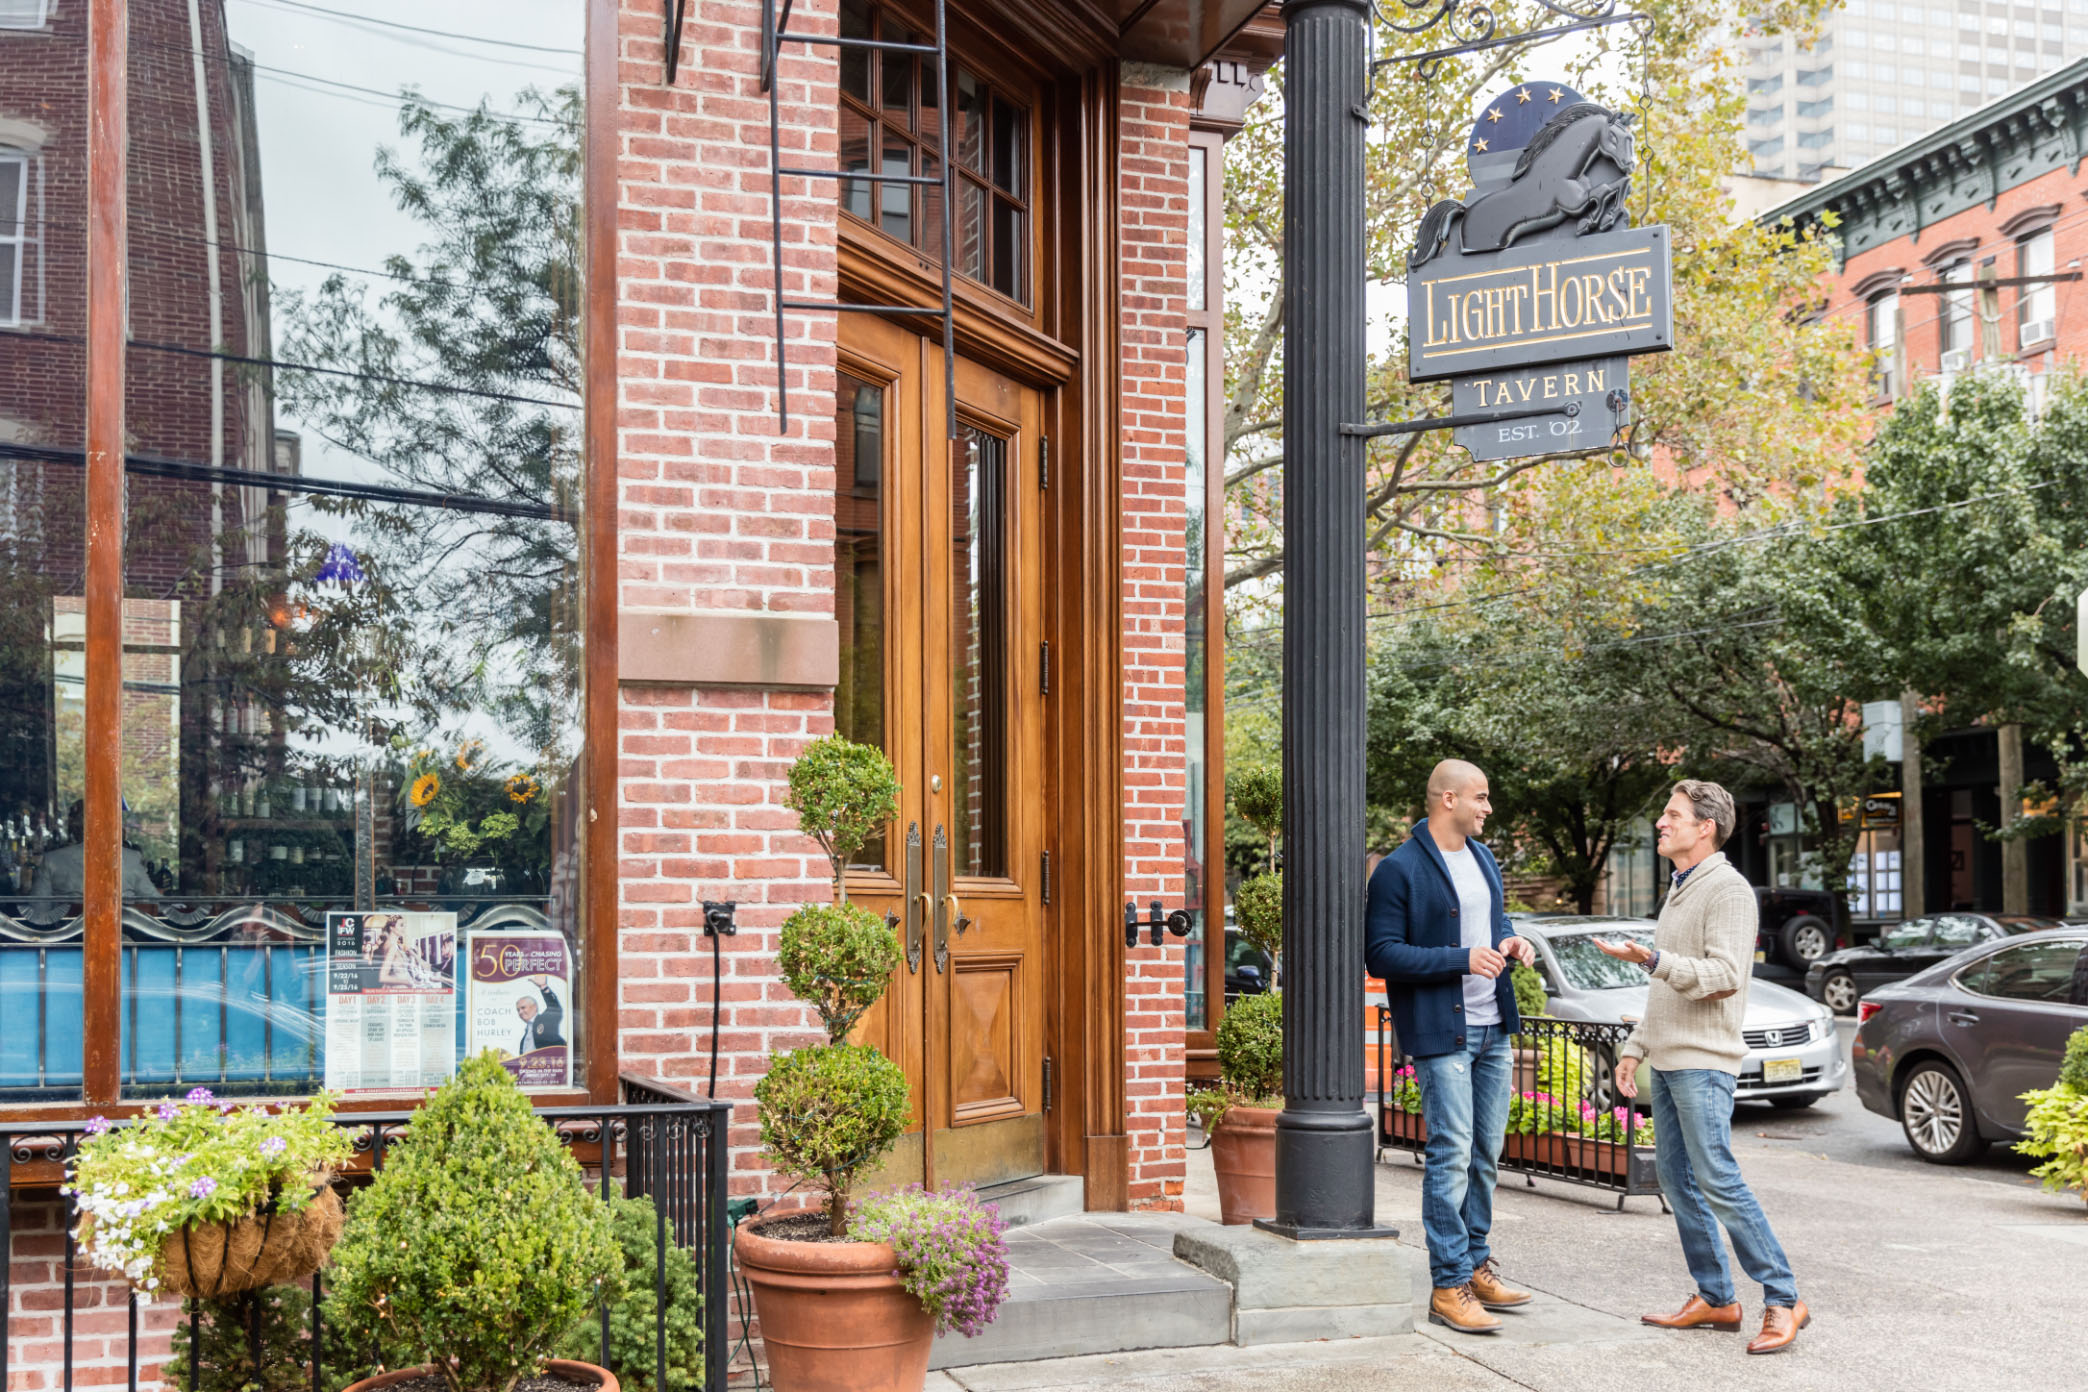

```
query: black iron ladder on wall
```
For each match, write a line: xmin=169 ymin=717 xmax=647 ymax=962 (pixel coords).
xmin=758 ymin=0 xmax=959 ymax=439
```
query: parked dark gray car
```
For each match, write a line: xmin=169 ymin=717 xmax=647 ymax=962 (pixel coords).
xmin=1851 ymin=927 xmax=2088 ymax=1163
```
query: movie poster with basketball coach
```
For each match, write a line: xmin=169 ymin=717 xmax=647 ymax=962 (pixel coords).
xmin=465 ymin=930 xmax=573 ymax=1087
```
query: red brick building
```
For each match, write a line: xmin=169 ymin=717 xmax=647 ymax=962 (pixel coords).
xmin=3 ymin=0 xmax=1273 ymax=1378
xmin=1752 ymin=58 xmax=2088 ymax=926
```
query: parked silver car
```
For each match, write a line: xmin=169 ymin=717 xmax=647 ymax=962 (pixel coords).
xmin=1514 ymin=915 xmax=1846 ymax=1109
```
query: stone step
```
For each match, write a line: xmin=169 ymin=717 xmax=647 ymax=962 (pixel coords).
xmin=972 ymin=1174 xmax=1086 ymax=1228
xmin=929 ymin=1212 xmax=1233 ymax=1370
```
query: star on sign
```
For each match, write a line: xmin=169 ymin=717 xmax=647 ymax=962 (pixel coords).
xmin=1548 ymin=87 xmax=1565 ymax=102
xmin=1487 ymin=107 xmax=1504 ymax=122
xmin=1515 ymin=87 xmax=1532 ymax=103
xmin=1473 ymin=137 xmax=1489 ymax=151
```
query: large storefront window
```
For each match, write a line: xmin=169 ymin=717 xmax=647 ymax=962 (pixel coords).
xmin=0 ymin=0 xmax=589 ymax=1105
xmin=0 ymin=9 xmax=86 ymax=1099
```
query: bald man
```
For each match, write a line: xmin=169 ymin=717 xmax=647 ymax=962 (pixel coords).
xmin=1366 ymin=760 xmax=1537 ymax=1335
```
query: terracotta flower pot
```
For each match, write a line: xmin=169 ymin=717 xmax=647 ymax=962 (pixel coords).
xmin=342 ymin=1360 xmax=618 ymax=1392
xmin=734 ymin=1217 xmax=935 ymax=1392
xmin=1210 ymin=1104 xmax=1279 ymax=1226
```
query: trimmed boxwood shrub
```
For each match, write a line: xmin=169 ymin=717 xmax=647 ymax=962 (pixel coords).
xmin=556 ymin=1195 xmax=704 ymax=1392
xmin=326 ymin=1053 xmax=623 ymax=1392
xmin=754 ymin=1043 xmax=911 ymax=1235
xmin=1216 ymin=991 xmax=1283 ymax=1104
xmin=779 ymin=902 xmax=902 ymax=1043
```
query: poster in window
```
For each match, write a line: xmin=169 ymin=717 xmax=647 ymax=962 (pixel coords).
xmin=324 ymin=912 xmax=458 ymax=1092
xmin=465 ymin=931 xmax=573 ymax=1088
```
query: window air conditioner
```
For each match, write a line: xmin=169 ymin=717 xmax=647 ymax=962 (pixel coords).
xmin=1939 ymin=347 xmax=1969 ymax=372
xmin=2021 ymin=317 xmax=2056 ymax=348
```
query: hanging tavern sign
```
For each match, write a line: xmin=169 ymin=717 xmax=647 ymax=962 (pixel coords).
xmin=1400 ymin=84 xmax=1673 ymax=461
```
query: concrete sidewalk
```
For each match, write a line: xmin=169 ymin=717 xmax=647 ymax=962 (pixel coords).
xmin=928 ymin=1097 xmax=2088 ymax=1391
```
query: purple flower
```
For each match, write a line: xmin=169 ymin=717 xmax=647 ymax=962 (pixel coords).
xmin=259 ymin=1136 xmax=287 ymax=1159
xmin=84 ymin=1116 xmax=111 ymax=1135
xmin=188 ymin=1177 xmax=218 ymax=1200
xmin=186 ymin=1088 xmax=214 ymax=1105
xmin=155 ymin=1102 xmax=180 ymax=1122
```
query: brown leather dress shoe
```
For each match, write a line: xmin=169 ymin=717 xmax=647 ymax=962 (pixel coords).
xmin=1747 ymin=1301 xmax=1810 ymax=1355
xmin=1428 ymin=1284 xmax=1503 ymax=1335
xmin=1469 ymin=1258 xmax=1533 ymax=1310
xmin=1640 ymin=1294 xmax=1743 ymax=1331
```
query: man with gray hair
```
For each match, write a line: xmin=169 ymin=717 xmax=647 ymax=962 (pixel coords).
xmin=1595 ymin=780 xmax=1808 ymax=1356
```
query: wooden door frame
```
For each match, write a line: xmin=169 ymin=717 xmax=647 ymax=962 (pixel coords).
xmin=837 ymin=52 xmax=1127 ymax=1206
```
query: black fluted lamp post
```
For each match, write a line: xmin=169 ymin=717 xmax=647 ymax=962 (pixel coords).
xmin=1258 ymin=0 xmax=1390 ymax=1240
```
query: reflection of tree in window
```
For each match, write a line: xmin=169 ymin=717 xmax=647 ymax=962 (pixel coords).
xmin=833 ymin=374 xmax=886 ymax=870
xmin=952 ymin=429 xmax=1005 ymax=878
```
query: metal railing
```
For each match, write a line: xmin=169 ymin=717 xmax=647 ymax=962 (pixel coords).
xmin=0 ymin=1077 xmax=734 ymax=1392
xmin=1375 ymin=1008 xmax=1663 ymax=1210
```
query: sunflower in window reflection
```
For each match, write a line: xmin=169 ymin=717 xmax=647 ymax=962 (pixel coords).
xmin=505 ymin=774 xmax=540 ymax=805
xmin=454 ymin=739 xmax=485 ymax=772
xmin=397 ymin=743 xmax=556 ymax=884
xmin=410 ymin=773 xmax=442 ymax=808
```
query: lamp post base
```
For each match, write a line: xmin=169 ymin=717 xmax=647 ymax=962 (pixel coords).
xmin=1263 ymin=1105 xmax=1387 ymax=1237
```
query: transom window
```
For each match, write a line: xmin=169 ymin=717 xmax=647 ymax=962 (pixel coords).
xmin=838 ymin=0 xmax=1031 ymax=303
xmin=0 ymin=0 xmax=48 ymax=30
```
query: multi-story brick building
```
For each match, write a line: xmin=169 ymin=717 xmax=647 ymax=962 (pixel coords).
xmin=3 ymin=0 xmax=1270 ymax=1380
xmin=1641 ymin=59 xmax=2088 ymax=942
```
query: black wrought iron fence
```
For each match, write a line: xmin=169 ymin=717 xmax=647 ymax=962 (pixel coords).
xmin=1376 ymin=1008 xmax=1663 ymax=1209
xmin=0 ymin=1077 xmax=734 ymax=1392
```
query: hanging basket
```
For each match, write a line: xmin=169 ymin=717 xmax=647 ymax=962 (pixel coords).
xmin=151 ymin=1182 xmax=346 ymax=1299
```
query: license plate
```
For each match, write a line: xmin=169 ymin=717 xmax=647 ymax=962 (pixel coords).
xmin=1763 ymin=1057 xmax=1804 ymax=1084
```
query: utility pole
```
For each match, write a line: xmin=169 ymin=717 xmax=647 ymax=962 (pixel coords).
xmin=1899 ymin=690 xmax=1923 ymax=919
xmin=1266 ymin=0 xmax=1384 ymax=1238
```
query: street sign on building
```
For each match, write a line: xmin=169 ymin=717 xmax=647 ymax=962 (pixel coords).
xmin=1403 ymin=83 xmax=1674 ymax=463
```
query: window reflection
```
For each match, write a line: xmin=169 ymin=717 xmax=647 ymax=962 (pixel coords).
xmin=109 ymin=0 xmax=586 ymax=1097
xmin=952 ymin=427 xmax=1005 ymax=878
xmin=0 ymin=7 xmax=86 ymax=1098
xmin=838 ymin=0 xmax=1030 ymax=302
xmin=834 ymin=372 xmax=887 ymax=870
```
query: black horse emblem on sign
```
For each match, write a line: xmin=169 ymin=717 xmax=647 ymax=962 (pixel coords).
xmin=1408 ymin=103 xmax=1635 ymax=271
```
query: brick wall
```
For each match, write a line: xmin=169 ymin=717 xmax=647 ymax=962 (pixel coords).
xmin=1116 ymin=65 xmax=1193 ymax=1212
xmin=4 ymin=1196 xmax=182 ymax=1391
xmin=608 ymin=0 xmax=840 ymax=1204
xmin=1829 ymin=161 xmax=2087 ymax=398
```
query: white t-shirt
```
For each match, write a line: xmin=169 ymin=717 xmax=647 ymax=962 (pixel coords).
xmin=1440 ymin=845 xmax=1501 ymax=1027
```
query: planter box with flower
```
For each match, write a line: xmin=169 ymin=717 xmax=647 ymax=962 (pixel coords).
xmin=735 ymin=735 xmax=1011 ymax=1392
xmin=69 ymin=1088 xmax=355 ymax=1299
xmin=2016 ymin=1023 xmax=2088 ymax=1207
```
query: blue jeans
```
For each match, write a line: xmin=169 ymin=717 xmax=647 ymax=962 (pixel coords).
xmin=1412 ymin=1023 xmax=1512 ymax=1290
xmin=1646 ymin=1067 xmax=1799 ymax=1308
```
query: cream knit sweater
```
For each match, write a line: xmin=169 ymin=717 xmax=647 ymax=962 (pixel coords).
xmin=1617 ymin=851 xmax=1756 ymax=1075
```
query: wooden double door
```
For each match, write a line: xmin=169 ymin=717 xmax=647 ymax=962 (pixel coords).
xmin=832 ymin=316 xmax=1051 ymax=1189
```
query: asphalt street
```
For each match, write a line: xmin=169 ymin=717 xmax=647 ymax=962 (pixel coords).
xmin=932 ymin=1021 xmax=2088 ymax=1392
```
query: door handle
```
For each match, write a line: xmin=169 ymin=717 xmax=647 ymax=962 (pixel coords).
xmin=931 ymin=824 xmax=952 ymax=973
xmin=1947 ymin=1010 xmax=1979 ymax=1027
xmin=903 ymin=822 xmax=924 ymax=974
xmin=946 ymin=893 xmax=972 ymax=937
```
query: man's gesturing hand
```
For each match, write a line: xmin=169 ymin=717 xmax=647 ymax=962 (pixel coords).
xmin=1615 ymin=1056 xmax=1640 ymax=1099
xmin=1592 ymin=937 xmax=1653 ymax=965
xmin=1468 ymin=944 xmax=1506 ymax=978
xmin=1499 ymin=936 xmax=1536 ymax=967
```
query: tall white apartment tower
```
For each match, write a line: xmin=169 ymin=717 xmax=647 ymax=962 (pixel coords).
xmin=1743 ymin=0 xmax=2087 ymax=179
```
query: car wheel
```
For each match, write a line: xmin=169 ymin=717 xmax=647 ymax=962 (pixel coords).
xmin=1778 ymin=914 xmax=1833 ymax=968
xmin=1899 ymin=1061 xmax=1987 ymax=1164
xmin=1819 ymin=969 xmax=1859 ymax=1015
xmin=1766 ymin=1093 xmax=1823 ymax=1110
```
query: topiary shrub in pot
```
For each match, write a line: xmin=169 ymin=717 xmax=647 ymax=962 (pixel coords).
xmin=740 ymin=733 xmax=986 ymax=1392
xmin=1229 ymin=768 xmax=1283 ymax=987
xmin=1193 ymin=991 xmax=1283 ymax=1225
xmin=325 ymin=1053 xmax=624 ymax=1392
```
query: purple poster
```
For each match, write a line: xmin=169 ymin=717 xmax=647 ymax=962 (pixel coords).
xmin=466 ymin=931 xmax=573 ymax=1088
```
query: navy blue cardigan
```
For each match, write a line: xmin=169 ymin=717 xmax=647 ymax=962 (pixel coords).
xmin=1365 ymin=819 xmax=1520 ymax=1059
